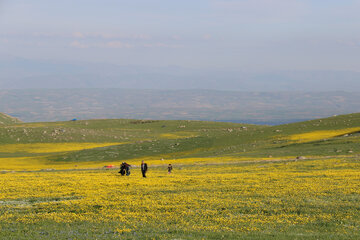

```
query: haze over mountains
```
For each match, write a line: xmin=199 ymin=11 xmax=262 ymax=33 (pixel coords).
xmin=1 ymin=89 xmax=360 ymax=125
xmin=2 ymin=56 xmax=360 ymax=124
xmin=1 ymin=56 xmax=360 ymax=91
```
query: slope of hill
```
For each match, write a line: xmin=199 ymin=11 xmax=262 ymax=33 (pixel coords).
xmin=1 ymin=113 xmax=360 ymax=170
xmin=224 ymin=112 xmax=360 ymax=158
xmin=0 ymin=112 xmax=22 ymax=126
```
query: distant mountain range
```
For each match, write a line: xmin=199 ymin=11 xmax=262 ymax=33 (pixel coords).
xmin=1 ymin=89 xmax=360 ymax=124
xmin=1 ymin=56 xmax=360 ymax=91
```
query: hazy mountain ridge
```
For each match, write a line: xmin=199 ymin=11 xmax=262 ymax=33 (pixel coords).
xmin=1 ymin=56 xmax=360 ymax=91
xmin=1 ymin=89 xmax=360 ymax=124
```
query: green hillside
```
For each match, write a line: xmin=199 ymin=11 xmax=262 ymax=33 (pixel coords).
xmin=1 ymin=112 xmax=360 ymax=239
xmin=0 ymin=112 xmax=22 ymax=126
xmin=1 ymin=112 xmax=360 ymax=169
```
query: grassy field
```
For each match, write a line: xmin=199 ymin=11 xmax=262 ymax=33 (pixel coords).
xmin=1 ymin=158 xmax=359 ymax=239
xmin=1 ymin=113 xmax=360 ymax=239
xmin=2 ymin=113 xmax=360 ymax=170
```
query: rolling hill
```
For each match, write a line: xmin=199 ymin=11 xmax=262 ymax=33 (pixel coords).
xmin=1 ymin=112 xmax=360 ymax=170
xmin=0 ymin=112 xmax=22 ymax=126
xmin=1 ymin=112 xmax=360 ymax=239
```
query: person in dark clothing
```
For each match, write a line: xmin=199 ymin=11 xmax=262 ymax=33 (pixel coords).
xmin=119 ymin=162 xmax=126 ymax=176
xmin=141 ymin=160 xmax=148 ymax=178
xmin=119 ymin=162 xmax=130 ymax=176
xmin=125 ymin=163 xmax=131 ymax=176
xmin=168 ymin=164 xmax=173 ymax=174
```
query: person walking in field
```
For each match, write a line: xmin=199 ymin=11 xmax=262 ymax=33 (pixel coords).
xmin=141 ymin=160 xmax=148 ymax=178
xmin=168 ymin=164 xmax=173 ymax=174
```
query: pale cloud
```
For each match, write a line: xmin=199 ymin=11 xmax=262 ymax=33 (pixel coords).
xmin=171 ymin=35 xmax=181 ymax=40
xmin=202 ymin=34 xmax=212 ymax=40
xmin=70 ymin=40 xmax=132 ymax=49
xmin=70 ymin=40 xmax=88 ymax=48
xmin=4 ymin=31 xmax=181 ymax=50
xmin=0 ymin=38 xmax=9 ymax=43
xmin=336 ymin=39 xmax=360 ymax=48
xmin=97 ymin=33 xmax=150 ymax=40
xmin=211 ymin=0 xmax=308 ymax=21
xmin=4 ymin=32 xmax=182 ymax=50
xmin=106 ymin=41 xmax=133 ymax=48
xmin=142 ymin=43 xmax=183 ymax=48
xmin=10 ymin=32 xmax=151 ymax=41
xmin=72 ymin=32 xmax=84 ymax=38
xmin=69 ymin=35 xmax=182 ymax=49
xmin=2 ymin=0 xmax=360 ymax=72
xmin=32 ymin=32 xmax=68 ymax=38
xmin=73 ymin=32 xmax=151 ymax=40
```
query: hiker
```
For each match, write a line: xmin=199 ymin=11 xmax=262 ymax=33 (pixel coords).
xmin=119 ymin=162 xmax=126 ymax=176
xmin=125 ymin=162 xmax=131 ymax=176
xmin=141 ymin=160 xmax=148 ymax=178
xmin=168 ymin=164 xmax=173 ymax=174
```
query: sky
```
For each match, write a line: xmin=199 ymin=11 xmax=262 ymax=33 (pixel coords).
xmin=1 ymin=0 xmax=360 ymax=71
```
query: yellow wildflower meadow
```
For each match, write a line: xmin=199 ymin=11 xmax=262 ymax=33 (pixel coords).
xmin=160 ymin=132 xmax=198 ymax=139
xmin=0 ymin=142 xmax=126 ymax=154
xmin=288 ymin=127 xmax=360 ymax=143
xmin=0 ymin=157 xmax=359 ymax=238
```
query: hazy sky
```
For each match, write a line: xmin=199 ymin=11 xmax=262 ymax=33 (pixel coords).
xmin=1 ymin=0 xmax=360 ymax=71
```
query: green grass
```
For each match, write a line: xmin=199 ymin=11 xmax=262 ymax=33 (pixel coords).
xmin=2 ymin=112 xmax=360 ymax=165
xmin=0 ymin=112 xmax=22 ymax=126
